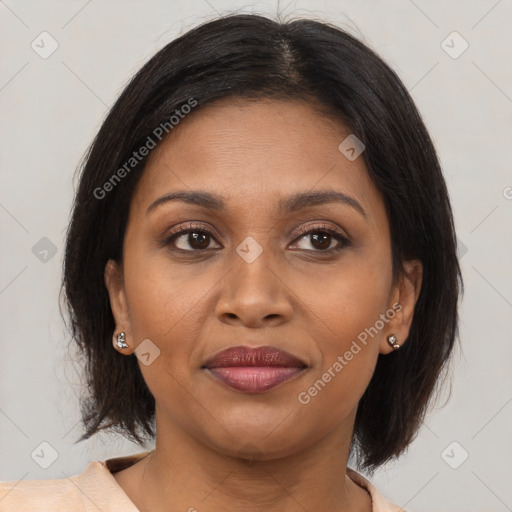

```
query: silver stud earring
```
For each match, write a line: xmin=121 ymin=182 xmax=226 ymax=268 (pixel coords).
xmin=387 ymin=334 xmax=400 ymax=350
xmin=116 ymin=331 xmax=129 ymax=349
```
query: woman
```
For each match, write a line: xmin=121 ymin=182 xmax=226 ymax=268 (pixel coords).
xmin=0 ymin=13 xmax=462 ymax=512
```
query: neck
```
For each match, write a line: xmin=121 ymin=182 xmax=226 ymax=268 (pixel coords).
xmin=131 ymin=408 xmax=371 ymax=512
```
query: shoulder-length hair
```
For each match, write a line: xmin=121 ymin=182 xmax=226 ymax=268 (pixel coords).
xmin=62 ymin=13 xmax=463 ymax=472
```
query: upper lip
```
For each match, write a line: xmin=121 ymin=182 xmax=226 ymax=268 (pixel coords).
xmin=203 ymin=345 xmax=307 ymax=369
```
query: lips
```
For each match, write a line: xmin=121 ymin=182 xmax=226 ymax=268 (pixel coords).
xmin=203 ymin=345 xmax=307 ymax=393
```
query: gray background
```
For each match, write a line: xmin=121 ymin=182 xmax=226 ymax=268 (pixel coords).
xmin=1 ymin=1 xmax=511 ymax=511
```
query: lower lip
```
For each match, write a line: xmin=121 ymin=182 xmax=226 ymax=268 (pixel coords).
xmin=206 ymin=367 xmax=305 ymax=393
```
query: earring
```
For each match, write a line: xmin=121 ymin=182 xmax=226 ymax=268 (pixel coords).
xmin=387 ymin=334 xmax=400 ymax=350
xmin=116 ymin=331 xmax=129 ymax=349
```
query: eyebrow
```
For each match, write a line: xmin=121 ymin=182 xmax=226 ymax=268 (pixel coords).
xmin=146 ymin=189 xmax=367 ymax=219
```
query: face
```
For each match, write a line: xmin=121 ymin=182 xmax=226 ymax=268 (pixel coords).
xmin=105 ymin=98 xmax=422 ymax=460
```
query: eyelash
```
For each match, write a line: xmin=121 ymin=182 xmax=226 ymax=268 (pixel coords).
xmin=161 ymin=222 xmax=350 ymax=254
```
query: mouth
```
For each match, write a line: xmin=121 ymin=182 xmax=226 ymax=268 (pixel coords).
xmin=202 ymin=345 xmax=307 ymax=393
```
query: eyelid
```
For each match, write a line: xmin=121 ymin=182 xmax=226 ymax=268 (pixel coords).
xmin=164 ymin=221 xmax=218 ymax=238
xmin=293 ymin=222 xmax=348 ymax=239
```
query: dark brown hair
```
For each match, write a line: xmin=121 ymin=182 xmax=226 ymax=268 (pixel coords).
xmin=62 ymin=13 xmax=463 ymax=472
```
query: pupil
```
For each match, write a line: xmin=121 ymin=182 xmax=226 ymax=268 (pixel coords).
xmin=190 ymin=231 xmax=209 ymax=249
xmin=312 ymin=233 xmax=330 ymax=250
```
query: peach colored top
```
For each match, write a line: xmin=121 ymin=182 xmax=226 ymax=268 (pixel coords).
xmin=0 ymin=450 xmax=405 ymax=511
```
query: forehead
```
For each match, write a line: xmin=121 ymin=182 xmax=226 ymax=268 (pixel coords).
xmin=130 ymin=98 xmax=383 ymax=222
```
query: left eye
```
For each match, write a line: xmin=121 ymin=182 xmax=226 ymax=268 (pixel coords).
xmin=291 ymin=228 xmax=349 ymax=252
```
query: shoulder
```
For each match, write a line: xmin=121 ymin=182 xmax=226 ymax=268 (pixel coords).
xmin=347 ymin=468 xmax=406 ymax=512
xmin=0 ymin=473 xmax=85 ymax=511
xmin=0 ymin=453 xmax=149 ymax=512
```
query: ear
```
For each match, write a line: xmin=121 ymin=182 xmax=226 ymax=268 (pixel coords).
xmin=380 ymin=259 xmax=423 ymax=354
xmin=104 ymin=259 xmax=134 ymax=355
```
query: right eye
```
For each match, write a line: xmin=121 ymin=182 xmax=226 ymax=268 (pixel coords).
xmin=162 ymin=223 xmax=222 ymax=252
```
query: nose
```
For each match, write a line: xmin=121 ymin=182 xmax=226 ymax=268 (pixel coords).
xmin=215 ymin=244 xmax=293 ymax=328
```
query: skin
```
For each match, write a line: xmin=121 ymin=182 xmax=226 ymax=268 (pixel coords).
xmin=105 ymin=98 xmax=423 ymax=512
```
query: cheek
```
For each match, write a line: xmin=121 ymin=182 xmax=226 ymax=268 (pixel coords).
xmin=122 ymin=248 xmax=210 ymax=352
xmin=294 ymin=250 xmax=391 ymax=406
xmin=301 ymin=247 xmax=392 ymax=343
xmin=292 ymin=298 xmax=387 ymax=443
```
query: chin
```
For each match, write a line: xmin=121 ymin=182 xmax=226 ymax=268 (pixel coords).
xmin=198 ymin=410 xmax=311 ymax=461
